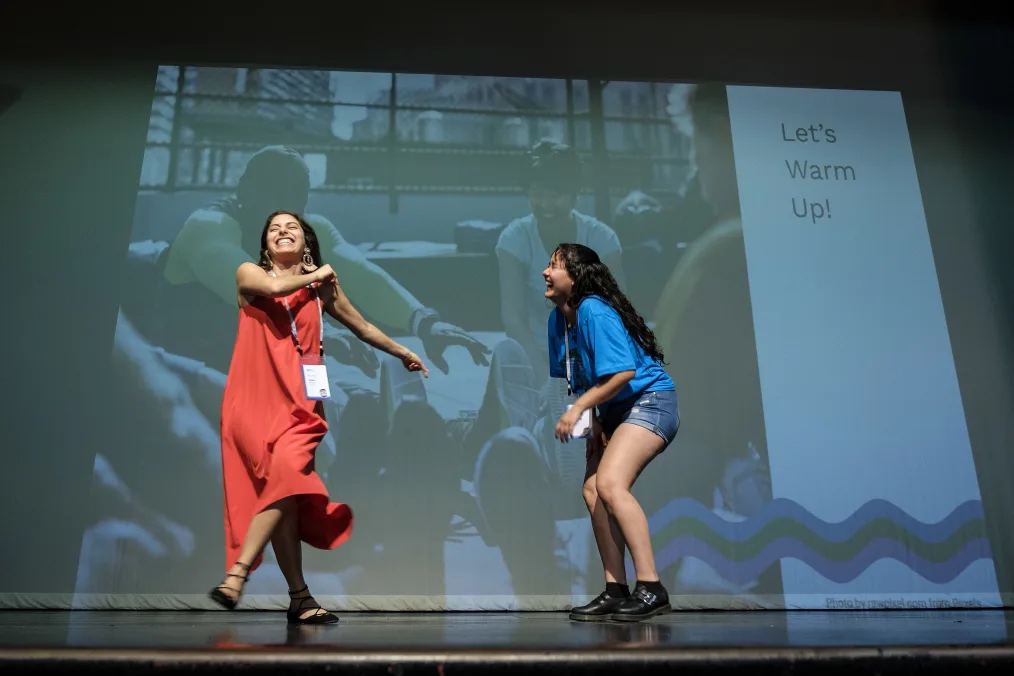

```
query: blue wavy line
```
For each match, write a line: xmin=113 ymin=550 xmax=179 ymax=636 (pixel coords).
xmin=648 ymin=536 xmax=992 ymax=584
xmin=647 ymin=498 xmax=984 ymax=543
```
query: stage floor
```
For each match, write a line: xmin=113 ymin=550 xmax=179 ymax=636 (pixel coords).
xmin=2 ymin=609 xmax=1013 ymax=674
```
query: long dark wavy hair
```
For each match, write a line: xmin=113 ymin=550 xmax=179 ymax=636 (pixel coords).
xmin=258 ymin=210 xmax=324 ymax=272
xmin=553 ymin=243 xmax=666 ymax=365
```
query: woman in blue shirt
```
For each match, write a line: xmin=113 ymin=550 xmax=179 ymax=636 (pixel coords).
xmin=545 ymin=243 xmax=679 ymax=622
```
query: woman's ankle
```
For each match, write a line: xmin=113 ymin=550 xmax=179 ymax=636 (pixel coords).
xmin=228 ymin=560 xmax=252 ymax=575
xmin=287 ymin=584 xmax=310 ymax=599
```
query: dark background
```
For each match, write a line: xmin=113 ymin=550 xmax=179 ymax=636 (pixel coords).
xmin=1 ymin=0 xmax=1011 ymax=601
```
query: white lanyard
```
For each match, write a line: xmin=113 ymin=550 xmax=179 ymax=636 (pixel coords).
xmin=270 ymin=272 xmax=325 ymax=358
xmin=564 ymin=323 xmax=575 ymax=396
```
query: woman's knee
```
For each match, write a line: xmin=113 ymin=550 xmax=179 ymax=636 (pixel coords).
xmin=582 ymin=475 xmax=598 ymax=511
xmin=265 ymin=495 xmax=297 ymax=516
xmin=595 ymin=473 xmax=629 ymax=510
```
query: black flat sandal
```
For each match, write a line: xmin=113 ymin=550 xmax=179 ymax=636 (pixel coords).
xmin=208 ymin=562 xmax=250 ymax=610
xmin=287 ymin=585 xmax=339 ymax=625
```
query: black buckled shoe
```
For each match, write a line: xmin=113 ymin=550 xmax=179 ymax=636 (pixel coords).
xmin=610 ymin=583 xmax=671 ymax=622
xmin=208 ymin=562 xmax=250 ymax=610
xmin=569 ymin=591 xmax=628 ymax=622
xmin=286 ymin=586 xmax=339 ymax=625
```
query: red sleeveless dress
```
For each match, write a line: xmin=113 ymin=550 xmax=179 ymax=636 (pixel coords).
xmin=219 ymin=286 xmax=353 ymax=571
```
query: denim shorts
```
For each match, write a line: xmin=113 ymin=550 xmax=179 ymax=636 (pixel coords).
xmin=599 ymin=390 xmax=680 ymax=449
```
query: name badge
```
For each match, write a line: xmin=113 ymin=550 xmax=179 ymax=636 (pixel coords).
xmin=300 ymin=355 xmax=331 ymax=400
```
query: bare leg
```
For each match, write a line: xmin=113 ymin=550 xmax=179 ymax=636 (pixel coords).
xmin=215 ymin=498 xmax=291 ymax=602
xmin=270 ymin=502 xmax=330 ymax=620
xmin=583 ymin=448 xmax=627 ymax=585
xmin=271 ymin=503 xmax=304 ymax=591
xmin=594 ymin=425 xmax=666 ymax=582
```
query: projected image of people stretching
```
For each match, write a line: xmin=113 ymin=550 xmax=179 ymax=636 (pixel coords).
xmin=546 ymin=243 xmax=679 ymax=622
xmin=208 ymin=211 xmax=428 ymax=624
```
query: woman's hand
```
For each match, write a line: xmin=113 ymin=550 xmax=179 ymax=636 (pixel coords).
xmin=400 ymin=349 xmax=430 ymax=378
xmin=555 ymin=406 xmax=584 ymax=443
xmin=312 ymin=264 xmax=336 ymax=286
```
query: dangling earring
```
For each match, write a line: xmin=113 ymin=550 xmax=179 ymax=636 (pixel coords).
xmin=302 ymin=246 xmax=315 ymax=270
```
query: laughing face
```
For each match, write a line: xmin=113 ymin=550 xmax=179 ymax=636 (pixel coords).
xmin=543 ymin=250 xmax=575 ymax=306
xmin=264 ymin=212 xmax=306 ymax=263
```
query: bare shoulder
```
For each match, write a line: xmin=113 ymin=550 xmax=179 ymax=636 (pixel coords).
xmin=235 ymin=262 xmax=267 ymax=307
xmin=236 ymin=261 xmax=263 ymax=278
xmin=236 ymin=260 xmax=269 ymax=287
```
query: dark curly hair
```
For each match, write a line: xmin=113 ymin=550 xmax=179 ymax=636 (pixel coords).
xmin=258 ymin=211 xmax=323 ymax=272
xmin=553 ymin=243 xmax=666 ymax=365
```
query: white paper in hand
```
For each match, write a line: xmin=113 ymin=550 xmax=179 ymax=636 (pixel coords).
xmin=567 ymin=404 xmax=593 ymax=439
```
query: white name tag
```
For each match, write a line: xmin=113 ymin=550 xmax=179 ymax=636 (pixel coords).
xmin=567 ymin=402 xmax=593 ymax=439
xmin=300 ymin=355 xmax=331 ymax=400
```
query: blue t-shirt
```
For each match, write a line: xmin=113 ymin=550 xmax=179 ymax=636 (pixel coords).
xmin=548 ymin=296 xmax=674 ymax=410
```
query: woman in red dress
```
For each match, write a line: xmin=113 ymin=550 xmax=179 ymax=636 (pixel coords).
xmin=208 ymin=210 xmax=428 ymax=624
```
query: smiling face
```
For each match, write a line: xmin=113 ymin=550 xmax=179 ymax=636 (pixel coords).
xmin=262 ymin=212 xmax=306 ymax=265
xmin=542 ymin=249 xmax=575 ymax=306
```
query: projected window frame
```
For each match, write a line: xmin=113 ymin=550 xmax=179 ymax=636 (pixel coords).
xmin=142 ymin=66 xmax=689 ymax=217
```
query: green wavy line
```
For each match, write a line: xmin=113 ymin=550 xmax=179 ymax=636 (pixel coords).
xmin=651 ymin=517 xmax=989 ymax=563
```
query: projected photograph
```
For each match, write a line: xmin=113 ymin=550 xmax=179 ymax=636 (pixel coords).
xmin=77 ymin=66 xmax=777 ymax=607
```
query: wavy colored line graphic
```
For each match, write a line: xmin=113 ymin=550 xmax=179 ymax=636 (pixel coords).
xmin=641 ymin=498 xmax=992 ymax=584
xmin=651 ymin=518 xmax=985 ymax=562
xmin=652 ymin=537 xmax=992 ymax=584
xmin=647 ymin=498 xmax=985 ymax=543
